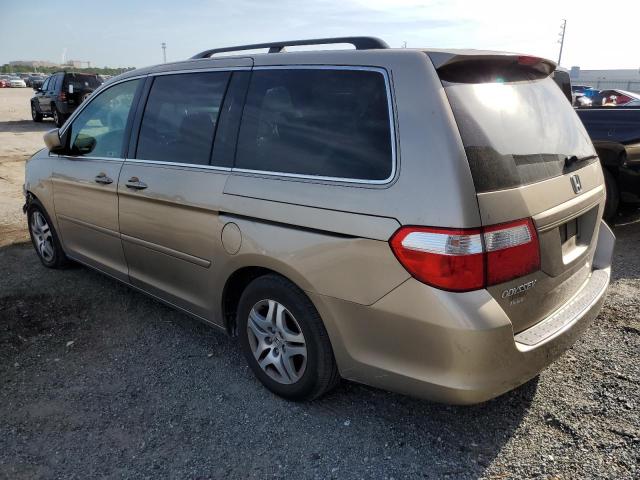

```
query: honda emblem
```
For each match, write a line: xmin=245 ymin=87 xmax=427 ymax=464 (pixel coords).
xmin=570 ymin=174 xmax=582 ymax=194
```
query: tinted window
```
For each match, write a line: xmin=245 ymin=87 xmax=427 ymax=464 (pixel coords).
xmin=69 ymin=79 xmax=140 ymax=158
xmin=445 ymin=78 xmax=594 ymax=192
xmin=63 ymin=73 xmax=102 ymax=91
xmin=136 ymin=72 xmax=230 ymax=165
xmin=235 ymin=69 xmax=393 ymax=181
xmin=41 ymin=77 xmax=50 ymax=91
xmin=53 ymin=74 xmax=63 ymax=91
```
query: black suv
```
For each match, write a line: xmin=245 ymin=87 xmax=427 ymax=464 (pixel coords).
xmin=31 ymin=72 xmax=102 ymax=127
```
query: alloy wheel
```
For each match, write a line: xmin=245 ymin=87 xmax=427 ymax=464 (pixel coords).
xmin=30 ymin=211 xmax=55 ymax=262
xmin=246 ymin=299 xmax=307 ymax=385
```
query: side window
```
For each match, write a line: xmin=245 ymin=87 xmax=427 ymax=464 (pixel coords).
xmin=41 ymin=77 xmax=50 ymax=91
xmin=69 ymin=79 xmax=140 ymax=158
xmin=136 ymin=72 xmax=230 ymax=166
xmin=51 ymin=74 xmax=60 ymax=92
xmin=235 ymin=69 xmax=393 ymax=181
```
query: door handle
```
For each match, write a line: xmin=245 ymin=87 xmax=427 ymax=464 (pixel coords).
xmin=94 ymin=173 xmax=113 ymax=185
xmin=125 ymin=177 xmax=148 ymax=190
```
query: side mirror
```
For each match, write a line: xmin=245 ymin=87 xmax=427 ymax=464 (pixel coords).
xmin=43 ymin=129 xmax=64 ymax=153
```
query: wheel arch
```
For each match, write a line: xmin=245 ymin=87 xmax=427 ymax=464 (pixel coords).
xmin=594 ymin=142 xmax=626 ymax=173
xmin=220 ymin=259 xmax=317 ymax=336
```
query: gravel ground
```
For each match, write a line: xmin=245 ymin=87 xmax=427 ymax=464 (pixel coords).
xmin=0 ymin=216 xmax=638 ymax=479
xmin=0 ymin=88 xmax=52 ymax=246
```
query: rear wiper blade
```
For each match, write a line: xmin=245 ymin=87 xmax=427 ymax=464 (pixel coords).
xmin=565 ymin=154 xmax=597 ymax=168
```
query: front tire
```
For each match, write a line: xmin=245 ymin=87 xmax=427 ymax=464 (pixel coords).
xmin=237 ymin=274 xmax=340 ymax=401
xmin=27 ymin=199 xmax=68 ymax=268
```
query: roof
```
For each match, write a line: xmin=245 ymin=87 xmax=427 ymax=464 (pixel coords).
xmin=109 ymin=37 xmax=555 ymax=84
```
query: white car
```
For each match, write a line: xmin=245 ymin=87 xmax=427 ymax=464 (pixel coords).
xmin=9 ymin=77 xmax=27 ymax=88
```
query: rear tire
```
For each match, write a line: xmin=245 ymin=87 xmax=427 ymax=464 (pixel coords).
xmin=237 ymin=274 xmax=340 ymax=401
xmin=52 ymin=105 xmax=64 ymax=127
xmin=602 ymin=168 xmax=619 ymax=224
xmin=31 ymin=102 xmax=43 ymax=122
xmin=27 ymin=199 xmax=69 ymax=269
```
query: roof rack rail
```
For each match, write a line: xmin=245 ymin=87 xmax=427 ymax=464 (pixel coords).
xmin=191 ymin=36 xmax=389 ymax=59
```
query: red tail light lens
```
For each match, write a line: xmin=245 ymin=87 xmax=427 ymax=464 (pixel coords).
xmin=390 ymin=218 xmax=540 ymax=292
xmin=390 ymin=227 xmax=484 ymax=292
xmin=59 ymin=92 xmax=67 ymax=101
xmin=484 ymin=219 xmax=540 ymax=285
xmin=517 ymin=55 xmax=542 ymax=66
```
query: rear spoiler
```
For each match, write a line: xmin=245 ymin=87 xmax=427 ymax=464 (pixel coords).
xmin=427 ymin=51 xmax=556 ymax=83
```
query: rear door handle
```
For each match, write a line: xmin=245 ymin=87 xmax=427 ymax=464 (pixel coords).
xmin=125 ymin=177 xmax=148 ymax=190
xmin=94 ymin=173 xmax=113 ymax=185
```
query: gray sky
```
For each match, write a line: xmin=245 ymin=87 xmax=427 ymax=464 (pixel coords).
xmin=1 ymin=0 xmax=638 ymax=69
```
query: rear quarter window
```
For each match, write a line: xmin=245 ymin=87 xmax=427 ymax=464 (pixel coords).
xmin=235 ymin=68 xmax=393 ymax=182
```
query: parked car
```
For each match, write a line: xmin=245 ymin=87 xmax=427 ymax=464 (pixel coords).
xmin=576 ymin=107 xmax=640 ymax=220
xmin=8 ymin=76 xmax=26 ymax=87
xmin=31 ymin=72 xmax=102 ymax=126
xmin=572 ymin=84 xmax=599 ymax=99
xmin=0 ymin=75 xmax=10 ymax=88
xmin=574 ymin=93 xmax=593 ymax=107
xmin=26 ymin=75 xmax=44 ymax=89
xmin=572 ymin=84 xmax=594 ymax=93
xmin=24 ymin=37 xmax=614 ymax=404
xmin=593 ymin=89 xmax=640 ymax=106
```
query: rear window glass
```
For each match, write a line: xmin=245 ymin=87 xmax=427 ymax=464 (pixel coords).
xmin=445 ymin=77 xmax=595 ymax=192
xmin=64 ymin=74 xmax=102 ymax=91
xmin=235 ymin=68 xmax=393 ymax=181
xmin=136 ymin=72 xmax=230 ymax=165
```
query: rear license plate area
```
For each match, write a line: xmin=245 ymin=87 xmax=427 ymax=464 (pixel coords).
xmin=560 ymin=218 xmax=579 ymax=245
xmin=559 ymin=209 xmax=598 ymax=264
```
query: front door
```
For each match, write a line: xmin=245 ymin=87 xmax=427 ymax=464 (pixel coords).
xmin=37 ymin=75 xmax=52 ymax=113
xmin=118 ymin=67 xmax=250 ymax=320
xmin=52 ymin=78 xmax=142 ymax=280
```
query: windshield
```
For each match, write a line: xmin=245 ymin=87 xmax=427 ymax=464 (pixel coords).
xmin=445 ymin=77 xmax=595 ymax=193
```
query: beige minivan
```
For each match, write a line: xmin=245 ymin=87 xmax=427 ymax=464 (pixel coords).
xmin=24 ymin=37 xmax=615 ymax=404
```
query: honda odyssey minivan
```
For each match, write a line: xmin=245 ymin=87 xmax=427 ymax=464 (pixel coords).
xmin=24 ymin=37 xmax=615 ymax=404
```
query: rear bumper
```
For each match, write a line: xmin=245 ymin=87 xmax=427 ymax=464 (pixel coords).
xmin=312 ymin=221 xmax=615 ymax=404
xmin=56 ymin=103 xmax=73 ymax=115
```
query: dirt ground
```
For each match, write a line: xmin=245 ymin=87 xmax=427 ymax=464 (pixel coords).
xmin=0 ymin=88 xmax=52 ymax=246
xmin=0 ymin=87 xmax=639 ymax=479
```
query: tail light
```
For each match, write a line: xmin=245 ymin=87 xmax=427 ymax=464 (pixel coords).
xmin=517 ymin=55 xmax=542 ymax=66
xmin=59 ymin=92 xmax=67 ymax=101
xmin=390 ymin=218 xmax=540 ymax=292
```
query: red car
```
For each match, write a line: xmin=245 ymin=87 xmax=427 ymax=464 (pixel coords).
xmin=0 ymin=77 xmax=10 ymax=88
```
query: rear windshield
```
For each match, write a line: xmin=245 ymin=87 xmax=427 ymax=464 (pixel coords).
xmin=64 ymin=74 xmax=102 ymax=91
xmin=445 ymin=77 xmax=595 ymax=192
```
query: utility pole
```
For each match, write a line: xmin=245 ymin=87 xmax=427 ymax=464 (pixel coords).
xmin=557 ymin=19 xmax=567 ymax=66
xmin=162 ymin=42 xmax=167 ymax=63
